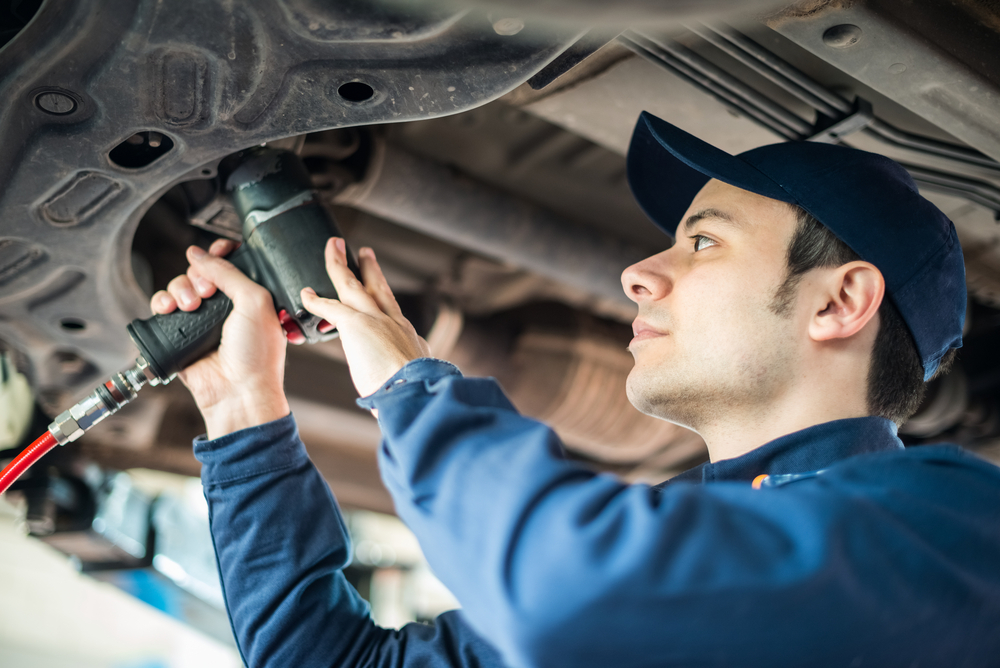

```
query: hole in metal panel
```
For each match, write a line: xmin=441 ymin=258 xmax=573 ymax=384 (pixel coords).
xmin=59 ymin=317 xmax=87 ymax=331
xmin=338 ymin=81 xmax=375 ymax=102
xmin=109 ymin=131 xmax=175 ymax=169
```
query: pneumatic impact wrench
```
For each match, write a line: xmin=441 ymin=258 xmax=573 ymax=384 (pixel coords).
xmin=47 ymin=147 xmax=360 ymax=450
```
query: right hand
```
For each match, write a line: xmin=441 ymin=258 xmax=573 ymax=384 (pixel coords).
xmin=150 ymin=238 xmax=290 ymax=439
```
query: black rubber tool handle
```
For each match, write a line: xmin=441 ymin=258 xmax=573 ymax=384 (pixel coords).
xmin=126 ymin=247 xmax=258 ymax=382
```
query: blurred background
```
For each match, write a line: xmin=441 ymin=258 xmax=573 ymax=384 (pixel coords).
xmin=0 ymin=468 xmax=458 ymax=667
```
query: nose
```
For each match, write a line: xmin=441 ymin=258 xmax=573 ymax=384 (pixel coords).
xmin=621 ymin=251 xmax=672 ymax=304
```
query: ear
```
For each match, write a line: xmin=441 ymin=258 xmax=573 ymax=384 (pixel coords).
xmin=808 ymin=261 xmax=885 ymax=342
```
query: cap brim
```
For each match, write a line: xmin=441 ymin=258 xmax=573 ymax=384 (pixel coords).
xmin=627 ymin=111 xmax=794 ymax=236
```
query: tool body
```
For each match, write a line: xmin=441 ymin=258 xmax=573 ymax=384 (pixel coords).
xmin=128 ymin=147 xmax=357 ymax=383
xmin=1 ymin=147 xmax=357 ymax=493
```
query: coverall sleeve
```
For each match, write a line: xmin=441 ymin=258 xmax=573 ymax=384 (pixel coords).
xmin=194 ymin=414 xmax=506 ymax=668
xmin=362 ymin=359 xmax=1000 ymax=668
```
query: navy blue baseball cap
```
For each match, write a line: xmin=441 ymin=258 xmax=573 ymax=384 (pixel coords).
xmin=626 ymin=111 xmax=965 ymax=381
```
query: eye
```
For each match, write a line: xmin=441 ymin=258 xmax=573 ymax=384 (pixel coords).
xmin=691 ymin=234 xmax=718 ymax=252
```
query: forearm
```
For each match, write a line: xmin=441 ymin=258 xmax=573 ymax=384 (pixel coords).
xmin=196 ymin=415 xmax=377 ymax=667
xmin=195 ymin=412 xmax=506 ymax=668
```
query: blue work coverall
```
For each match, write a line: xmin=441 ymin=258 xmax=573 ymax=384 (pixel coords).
xmin=195 ymin=359 xmax=1000 ymax=668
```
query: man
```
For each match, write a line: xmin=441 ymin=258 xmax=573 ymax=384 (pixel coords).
xmin=153 ymin=112 xmax=1000 ymax=667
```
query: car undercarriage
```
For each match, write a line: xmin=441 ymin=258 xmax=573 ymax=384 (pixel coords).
xmin=3 ymin=0 xmax=1000 ymax=564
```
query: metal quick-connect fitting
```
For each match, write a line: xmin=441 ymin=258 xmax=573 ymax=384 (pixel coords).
xmin=134 ymin=355 xmax=169 ymax=386
xmin=49 ymin=409 xmax=83 ymax=445
xmin=70 ymin=391 xmax=113 ymax=434
xmin=47 ymin=357 xmax=152 ymax=445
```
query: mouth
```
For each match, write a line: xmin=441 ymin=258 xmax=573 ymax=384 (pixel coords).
xmin=630 ymin=319 xmax=667 ymax=346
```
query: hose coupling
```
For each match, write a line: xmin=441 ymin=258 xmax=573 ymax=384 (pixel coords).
xmin=48 ymin=357 xmax=152 ymax=445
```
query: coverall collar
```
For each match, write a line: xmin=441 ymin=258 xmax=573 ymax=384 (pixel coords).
xmin=658 ymin=416 xmax=903 ymax=487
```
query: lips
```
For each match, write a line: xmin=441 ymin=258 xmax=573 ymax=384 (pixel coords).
xmin=630 ymin=319 xmax=667 ymax=345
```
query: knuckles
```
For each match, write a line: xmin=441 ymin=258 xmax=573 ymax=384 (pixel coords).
xmin=166 ymin=275 xmax=190 ymax=291
xmin=243 ymin=288 xmax=273 ymax=311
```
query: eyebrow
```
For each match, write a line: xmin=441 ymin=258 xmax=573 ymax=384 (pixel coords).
xmin=681 ymin=208 xmax=747 ymax=233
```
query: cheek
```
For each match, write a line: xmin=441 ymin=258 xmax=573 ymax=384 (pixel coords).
xmin=675 ymin=270 xmax=746 ymax=331
xmin=677 ymin=271 xmax=781 ymax=351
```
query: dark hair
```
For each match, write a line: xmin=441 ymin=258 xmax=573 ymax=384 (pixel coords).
xmin=772 ymin=206 xmax=956 ymax=425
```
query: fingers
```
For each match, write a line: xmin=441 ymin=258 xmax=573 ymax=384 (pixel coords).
xmin=357 ymin=247 xmax=405 ymax=321
xmin=300 ymin=287 xmax=353 ymax=329
xmin=150 ymin=240 xmax=240 ymax=314
xmin=166 ymin=274 xmax=201 ymax=311
xmin=209 ymin=238 xmax=238 ymax=256
xmin=186 ymin=246 xmax=273 ymax=314
xmin=150 ymin=290 xmax=176 ymax=315
xmin=186 ymin=239 xmax=240 ymax=299
xmin=186 ymin=264 xmax=217 ymax=300
xmin=323 ymin=238 xmax=380 ymax=315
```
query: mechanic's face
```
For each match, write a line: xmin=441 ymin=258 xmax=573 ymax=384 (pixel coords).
xmin=621 ymin=179 xmax=801 ymax=431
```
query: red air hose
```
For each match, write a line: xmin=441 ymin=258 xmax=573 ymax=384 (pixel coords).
xmin=0 ymin=431 xmax=57 ymax=496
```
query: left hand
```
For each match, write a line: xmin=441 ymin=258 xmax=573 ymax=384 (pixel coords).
xmin=301 ymin=238 xmax=430 ymax=399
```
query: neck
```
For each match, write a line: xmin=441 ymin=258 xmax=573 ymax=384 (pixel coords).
xmin=700 ymin=404 xmax=869 ymax=463
xmin=697 ymin=360 xmax=871 ymax=463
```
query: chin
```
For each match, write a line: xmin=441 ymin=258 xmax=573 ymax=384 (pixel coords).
xmin=626 ymin=367 xmax=700 ymax=430
xmin=627 ymin=369 xmax=668 ymax=418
